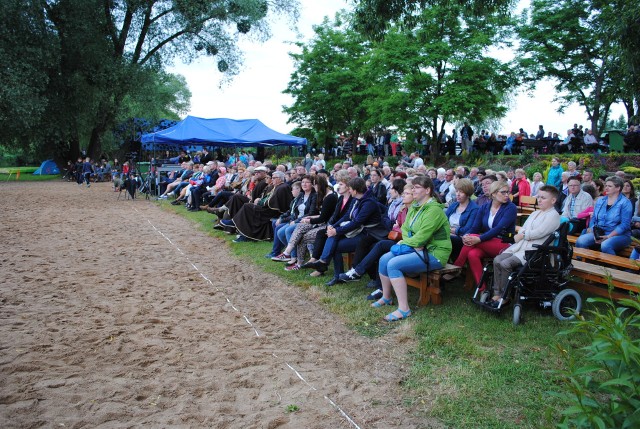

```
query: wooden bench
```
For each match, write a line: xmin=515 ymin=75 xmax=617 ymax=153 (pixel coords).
xmin=572 ymin=247 xmax=639 ymax=271
xmin=570 ymin=260 xmax=639 ymax=298
xmin=342 ymin=252 xmax=461 ymax=306
xmin=567 ymin=234 xmax=634 ymax=258
xmin=405 ymin=264 xmax=461 ymax=306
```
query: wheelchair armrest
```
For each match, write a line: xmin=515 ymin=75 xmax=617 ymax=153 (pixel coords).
xmin=532 ymin=244 xmax=563 ymax=251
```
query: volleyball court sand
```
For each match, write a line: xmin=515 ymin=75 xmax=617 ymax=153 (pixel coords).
xmin=0 ymin=181 xmax=442 ymax=428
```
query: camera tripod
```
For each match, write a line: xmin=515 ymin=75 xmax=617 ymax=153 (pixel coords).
xmin=139 ymin=170 xmax=158 ymax=200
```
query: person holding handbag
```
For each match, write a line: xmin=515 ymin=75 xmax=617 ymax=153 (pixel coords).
xmin=575 ymin=176 xmax=632 ymax=255
xmin=445 ymin=180 xmax=517 ymax=285
xmin=304 ymin=177 xmax=381 ymax=285
xmin=339 ymin=184 xmax=413 ymax=290
xmin=370 ymin=177 xmax=451 ymax=322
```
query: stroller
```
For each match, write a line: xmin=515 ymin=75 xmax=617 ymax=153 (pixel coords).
xmin=472 ymin=222 xmax=581 ymax=325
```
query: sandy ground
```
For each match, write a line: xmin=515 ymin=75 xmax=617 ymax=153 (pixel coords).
xmin=0 ymin=180 xmax=441 ymax=429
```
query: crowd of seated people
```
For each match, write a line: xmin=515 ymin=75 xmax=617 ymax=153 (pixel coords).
xmin=158 ymin=151 xmax=638 ymax=320
xmin=455 ymin=121 xmax=640 ymax=155
xmin=623 ymin=125 xmax=640 ymax=152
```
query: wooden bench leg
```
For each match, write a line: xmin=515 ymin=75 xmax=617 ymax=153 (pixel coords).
xmin=464 ymin=268 xmax=475 ymax=290
xmin=428 ymin=272 xmax=443 ymax=305
xmin=342 ymin=252 xmax=354 ymax=269
xmin=417 ymin=273 xmax=430 ymax=306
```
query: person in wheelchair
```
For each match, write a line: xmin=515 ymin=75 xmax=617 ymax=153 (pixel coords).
xmin=489 ymin=186 xmax=560 ymax=307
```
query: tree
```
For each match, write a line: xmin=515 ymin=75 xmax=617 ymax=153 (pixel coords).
xmin=596 ymin=0 xmax=640 ymax=122
xmin=518 ymin=0 xmax=625 ymax=134
xmin=0 ymin=0 xmax=57 ymax=148
xmin=353 ymin=0 xmax=515 ymax=40
xmin=1 ymin=0 xmax=301 ymax=162
xmin=283 ymin=13 xmax=371 ymax=152
xmin=362 ymin=4 xmax=517 ymax=156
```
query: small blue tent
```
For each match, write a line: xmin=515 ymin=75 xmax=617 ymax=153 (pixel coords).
xmin=140 ymin=116 xmax=307 ymax=149
xmin=33 ymin=159 xmax=60 ymax=175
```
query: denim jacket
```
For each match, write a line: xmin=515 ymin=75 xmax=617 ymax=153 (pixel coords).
xmin=589 ymin=194 xmax=633 ymax=237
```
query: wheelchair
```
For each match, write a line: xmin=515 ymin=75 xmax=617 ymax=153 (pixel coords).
xmin=472 ymin=223 xmax=581 ymax=325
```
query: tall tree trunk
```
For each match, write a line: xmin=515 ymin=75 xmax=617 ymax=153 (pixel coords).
xmin=87 ymin=91 xmax=122 ymax=160
xmin=430 ymin=116 xmax=439 ymax=161
xmin=622 ymin=96 xmax=636 ymax=125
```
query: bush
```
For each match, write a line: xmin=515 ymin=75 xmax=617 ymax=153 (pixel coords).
xmin=552 ymin=295 xmax=640 ymax=429
xmin=622 ymin=166 xmax=640 ymax=176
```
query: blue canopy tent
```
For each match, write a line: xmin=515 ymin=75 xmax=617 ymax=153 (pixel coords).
xmin=140 ymin=116 xmax=307 ymax=149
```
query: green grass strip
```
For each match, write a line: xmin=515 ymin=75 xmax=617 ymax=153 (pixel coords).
xmin=159 ymin=200 xmax=589 ymax=428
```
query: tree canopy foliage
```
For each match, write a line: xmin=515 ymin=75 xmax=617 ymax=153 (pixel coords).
xmin=363 ymin=4 xmax=517 ymax=154
xmin=284 ymin=6 xmax=518 ymax=155
xmin=0 ymin=0 xmax=300 ymax=162
xmin=518 ymin=0 xmax=639 ymax=134
xmin=283 ymin=14 xmax=371 ymax=151
xmin=353 ymin=0 xmax=515 ymax=41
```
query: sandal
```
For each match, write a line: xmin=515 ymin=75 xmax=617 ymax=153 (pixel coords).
xmin=371 ymin=297 xmax=393 ymax=308
xmin=384 ymin=308 xmax=412 ymax=322
xmin=309 ymin=270 xmax=324 ymax=277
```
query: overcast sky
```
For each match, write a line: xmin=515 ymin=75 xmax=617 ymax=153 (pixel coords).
xmin=168 ymin=0 xmax=625 ymax=138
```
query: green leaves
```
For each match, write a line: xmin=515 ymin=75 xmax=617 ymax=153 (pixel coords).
xmin=1 ymin=0 xmax=302 ymax=161
xmin=284 ymin=5 xmax=518 ymax=155
xmin=553 ymin=294 xmax=640 ymax=428
xmin=283 ymin=13 xmax=371 ymax=149
xmin=517 ymin=0 xmax=636 ymax=133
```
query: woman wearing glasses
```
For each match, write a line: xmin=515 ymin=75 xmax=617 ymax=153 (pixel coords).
xmin=445 ymin=181 xmax=517 ymax=286
xmin=370 ymin=177 xmax=451 ymax=321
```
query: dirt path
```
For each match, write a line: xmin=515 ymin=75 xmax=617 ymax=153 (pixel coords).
xmin=0 ymin=181 xmax=440 ymax=428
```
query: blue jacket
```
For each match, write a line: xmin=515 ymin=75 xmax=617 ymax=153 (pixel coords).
xmin=445 ymin=200 xmax=479 ymax=236
xmin=332 ymin=193 xmax=381 ymax=236
xmin=589 ymin=194 xmax=633 ymax=236
xmin=469 ymin=201 xmax=517 ymax=242
xmin=328 ymin=195 xmax=353 ymax=225
xmin=546 ymin=165 xmax=563 ymax=188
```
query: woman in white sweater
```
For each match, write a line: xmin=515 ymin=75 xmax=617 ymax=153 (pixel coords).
xmin=489 ymin=185 xmax=561 ymax=306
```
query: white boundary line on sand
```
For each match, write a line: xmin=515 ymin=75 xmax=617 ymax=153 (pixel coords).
xmin=139 ymin=210 xmax=363 ymax=429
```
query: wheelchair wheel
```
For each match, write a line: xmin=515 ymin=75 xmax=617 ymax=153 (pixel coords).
xmin=552 ymin=289 xmax=582 ymax=321
xmin=512 ymin=304 xmax=522 ymax=325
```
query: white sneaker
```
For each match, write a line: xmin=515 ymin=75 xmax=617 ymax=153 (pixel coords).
xmin=339 ymin=268 xmax=361 ymax=282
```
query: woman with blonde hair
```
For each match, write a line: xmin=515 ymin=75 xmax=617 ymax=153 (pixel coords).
xmin=510 ymin=168 xmax=531 ymax=206
xmin=531 ymin=172 xmax=543 ymax=196
xmin=445 ymin=181 xmax=517 ymax=284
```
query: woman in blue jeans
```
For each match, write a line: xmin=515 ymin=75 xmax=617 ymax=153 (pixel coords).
xmin=371 ymin=176 xmax=451 ymax=322
xmin=270 ymin=177 xmax=317 ymax=257
xmin=304 ymin=177 xmax=381 ymax=285
xmin=576 ymin=176 xmax=632 ymax=255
